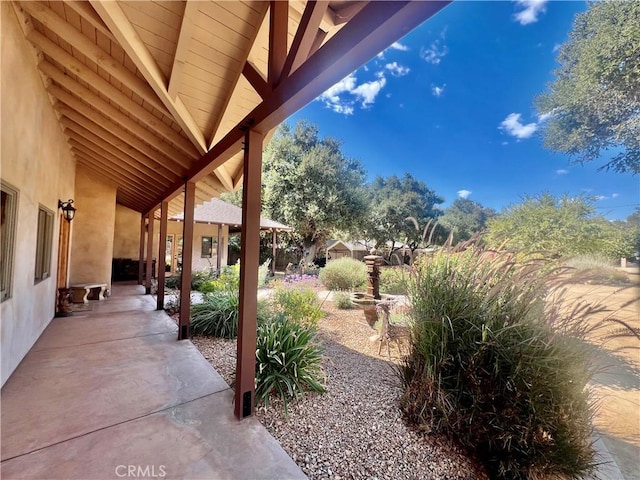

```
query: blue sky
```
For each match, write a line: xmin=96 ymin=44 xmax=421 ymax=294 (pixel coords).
xmin=287 ymin=0 xmax=639 ymax=220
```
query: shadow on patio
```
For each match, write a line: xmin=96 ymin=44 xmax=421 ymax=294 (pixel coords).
xmin=1 ymin=282 xmax=305 ymax=480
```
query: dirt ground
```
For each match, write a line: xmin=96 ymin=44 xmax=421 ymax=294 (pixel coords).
xmin=560 ymin=270 xmax=639 ymax=479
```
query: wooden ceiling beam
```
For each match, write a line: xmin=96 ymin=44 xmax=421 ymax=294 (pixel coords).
xmin=268 ymin=1 xmax=288 ymax=87
xmin=281 ymin=1 xmax=330 ymax=78
xmin=213 ymin=165 xmax=234 ymax=192
xmin=62 ymin=0 xmax=117 ymax=43
xmin=208 ymin=2 xmax=270 ymax=149
xmin=90 ymin=0 xmax=208 ymax=154
xmin=60 ymin=117 xmax=177 ymax=183
xmin=54 ymin=101 xmax=186 ymax=176
xmin=19 ymin=1 xmax=169 ymax=115
xmin=27 ymin=34 xmax=198 ymax=158
xmin=46 ymin=80 xmax=192 ymax=169
xmin=68 ymin=139 xmax=170 ymax=189
xmin=242 ymin=61 xmax=269 ymax=100
xmin=73 ymin=152 xmax=152 ymax=196
xmin=167 ymin=0 xmax=198 ymax=100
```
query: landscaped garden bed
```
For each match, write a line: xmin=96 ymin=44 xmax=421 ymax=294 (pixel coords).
xmin=193 ymin=301 xmax=487 ymax=479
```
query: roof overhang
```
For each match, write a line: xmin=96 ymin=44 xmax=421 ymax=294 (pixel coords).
xmin=13 ymin=0 xmax=450 ymax=216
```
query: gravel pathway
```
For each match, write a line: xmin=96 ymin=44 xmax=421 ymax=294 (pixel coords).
xmin=192 ymin=303 xmax=487 ymax=480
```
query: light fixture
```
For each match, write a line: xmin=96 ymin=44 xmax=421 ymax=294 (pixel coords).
xmin=58 ymin=199 xmax=76 ymax=222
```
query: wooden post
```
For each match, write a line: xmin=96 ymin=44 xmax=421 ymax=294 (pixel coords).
xmin=145 ymin=211 xmax=154 ymax=294
xmin=235 ymin=129 xmax=264 ymax=419
xmin=156 ymin=200 xmax=168 ymax=310
xmin=271 ymin=229 xmax=277 ymax=275
xmin=138 ymin=215 xmax=146 ymax=284
xmin=216 ymin=224 xmax=223 ymax=272
xmin=179 ymin=181 xmax=196 ymax=340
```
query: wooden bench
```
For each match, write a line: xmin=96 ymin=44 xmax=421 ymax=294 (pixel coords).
xmin=70 ymin=284 xmax=108 ymax=304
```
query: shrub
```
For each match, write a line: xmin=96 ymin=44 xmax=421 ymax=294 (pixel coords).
xmin=256 ymin=314 xmax=325 ymax=411
xmin=319 ymin=257 xmax=366 ymax=291
xmin=332 ymin=291 xmax=353 ymax=309
xmin=190 ymin=291 xmax=270 ymax=338
xmin=272 ymin=275 xmax=323 ymax=328
xmin=165 ymin=275 xmax=180 ymax=290
xmin=379 ymin=266 xmax=410 ymax=295
xmin=190 ymin=291 xmax=239 ymax=338
xmin=163 ymin=269 xmax=215 ymax=291
xmin=400 ymin=247 xmax=605 ymax=479
xmin=566 ymin=253 xmax=630 ymax=285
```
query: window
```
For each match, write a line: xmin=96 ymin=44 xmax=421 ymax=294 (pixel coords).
xmin=201 ymin=236 xmax=213 ymax=258
xmin=1 ymin=182 xmax=19 ymax=302
xmin=34 ymin=205 xmax=54 ymax=283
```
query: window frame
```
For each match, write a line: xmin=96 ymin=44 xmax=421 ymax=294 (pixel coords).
xmin=201 ymin=236 xmax=213 ymax=258
xmin=1 ymin=182 xmax=19 ymax=302
xmin=34 ymin=205 xmax=54 ymax=284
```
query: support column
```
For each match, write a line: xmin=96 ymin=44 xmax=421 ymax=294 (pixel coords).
xmin=235 ymin=129 xmax=264 ymax=419
xmin=271 ymin=229 xmax=277 ymax=275
xmin=179 ymin=181 xmax=196 ymax=340
xmin=157 ymin=200 xmax=168 ymax=310
xmin=138 ymin=215 xmax=146 ymax=285
xmin=216 ymin=224 xmax=223 ymax=272
xmin=145 ymin=211 xmax=155 ymax=294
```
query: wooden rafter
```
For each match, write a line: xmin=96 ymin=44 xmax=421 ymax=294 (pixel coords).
xmin=242 ymin=61 xmax=269 ymax=99
xmin=27 ymin=31 xmax=198 ymax=158
xmin=61 ymin=119 xmax=177 ymax=183
xmin=61 ymin=0 xmax=117 ymax=43
xmin=167 ymin=0 xmax=198 ymax=100
xmin=268 ymin=1 xmax=288 ymax=87
xmin=145 ymin=1 xmax=451 ymax=214
xmin=55 ymin=102 xmax=186 ymax=175
xmin=281 ymin=1 xmax=330 ymax=78
xmin=19 ymin=1 xmax=169 ymax=115
xmin=47 ymin=83 xmax=192 ymax=169
xmin=90 ymin=0 xmax=208 ymax=154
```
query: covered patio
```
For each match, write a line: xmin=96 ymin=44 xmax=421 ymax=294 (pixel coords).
xmin=0 ymin=282 xmax=304 ymax=479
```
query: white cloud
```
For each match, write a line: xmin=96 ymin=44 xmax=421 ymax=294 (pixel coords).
xmin=457 ymin=190 xmax=472 ymax=199
xmin=390 ymin=42 xmax=409 ymax=52
xmin=595 ymin=195 xmax=607 ymax=201
xmin=318 ymin=72 xmax=387 ymax=114
xmin=420 ymin=35 xmax=448 ymax=65
xmin=352 ymin=76 xmax=387 ymax=106
xmin=513 ymin=0 xmax=548 ymax=25
xmin=431 ymin=84 xmax=446 ymax=97
xmin=499 ymin=113 xmax=538 ymax=139
xmin=612 ymin=193 xmax=620 ymax=198
xmin=385 ymin=62 xmax=410 ymax=77
xmin=552 ymin=43 xmax=561 ymax=53
xmin=501 ymin=141 xmax=509 ymax=146
xmin=556 ymin=169 xmax=569 ymax=175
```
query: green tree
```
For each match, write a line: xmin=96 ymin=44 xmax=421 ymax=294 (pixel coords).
xmin=486 ymin=193 xmax=635 ymax=259
xmin=438 ymin=198 xmax=496 ymax=244
xmin=536 ymin=1 xmax=640 ymax=174
xmin=363 ymin=173 xmax=444 ymax=255
xmin=262 ymin=121 xmax=367 ymax=262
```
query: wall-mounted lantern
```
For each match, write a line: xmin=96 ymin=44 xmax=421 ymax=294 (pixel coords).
xmin=58 ymin=199 xmax=76 ymax=222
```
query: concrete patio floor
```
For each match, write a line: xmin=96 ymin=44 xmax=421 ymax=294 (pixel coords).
xmin=1 ymin=282 xmax=305 ymax=480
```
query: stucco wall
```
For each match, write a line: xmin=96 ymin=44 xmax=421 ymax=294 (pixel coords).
xmin=68 ymin=167 xmax=116 ymax=286
xmin=1 ymin=3 xmax=76 ymax=386
xmin=113 ymin=204 xmax=141 ymax=259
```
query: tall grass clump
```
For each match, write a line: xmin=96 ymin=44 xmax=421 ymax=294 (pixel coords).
xmin=256 ymin=314 xmax=325 ymax=412
xmin=400 ymin=246 xmax=613 ymax=479
xmin=319 ymin=257 xmax=366 ymax=291
xmin=332 ymin=291 xmax=353 ymax=309
xmin=380 ymin=266 xmax=410 ymax=295
xmin=190 ymin=291 xmax=240 ymax=338
xmin=565 ymin=253 xmax=629 ymax=285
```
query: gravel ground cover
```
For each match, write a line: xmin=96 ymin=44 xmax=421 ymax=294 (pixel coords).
xmin=192 ymin=302 xmax=487 ymax=480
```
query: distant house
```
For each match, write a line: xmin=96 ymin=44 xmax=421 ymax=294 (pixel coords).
xmin=325 ymin=240 xmax=370 ymax=262
xmin=113 ymin=198 xmax=290 ymax=277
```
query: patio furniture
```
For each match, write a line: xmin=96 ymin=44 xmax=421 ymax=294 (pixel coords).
xmin=70 ymin=283 xmax=108 ymax=303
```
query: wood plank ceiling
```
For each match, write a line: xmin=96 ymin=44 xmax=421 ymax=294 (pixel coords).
xmin=12 ymin=1 xmax=448 ymax=217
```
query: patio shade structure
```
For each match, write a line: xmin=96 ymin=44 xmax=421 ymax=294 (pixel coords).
xmin=10 ymin=0 xmax=450 ymax=418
